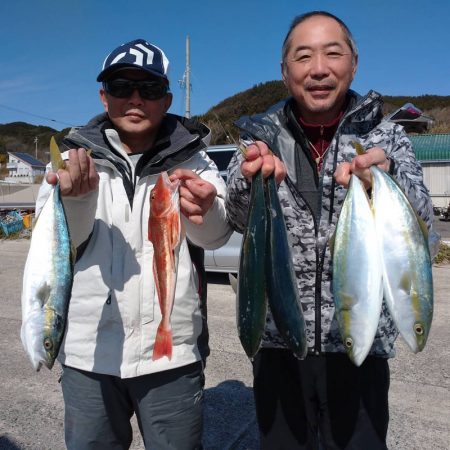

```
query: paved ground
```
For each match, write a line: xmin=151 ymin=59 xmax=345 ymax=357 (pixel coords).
xmin=0 ymin=239 xmax=449 ymax=449
xmin=432 ymin=214 xmax=450 ymax=242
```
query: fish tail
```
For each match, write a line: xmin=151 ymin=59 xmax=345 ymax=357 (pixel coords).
xmin=152 ymin=322 xmax=173 ymax=361
xmin=49 ymin=137 xmax=66 ymax=172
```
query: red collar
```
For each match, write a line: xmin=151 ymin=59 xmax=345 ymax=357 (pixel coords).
xmin=298 ymin=112 xmax=343 ymax=129
xmin=297 ymin=110 xmax=344 ymax=171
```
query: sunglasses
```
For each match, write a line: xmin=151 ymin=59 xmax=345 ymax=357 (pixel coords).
xmin=104 ymin=79 xmax=169 ymax=100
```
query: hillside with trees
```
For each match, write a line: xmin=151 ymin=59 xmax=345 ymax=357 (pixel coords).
xmin=197 ymin=81 xmax=450 ymax=144
xmin=0 ymin=122 xmax=70 ymax=161
xmin=0 ymin=82 xmax=449 ymax=158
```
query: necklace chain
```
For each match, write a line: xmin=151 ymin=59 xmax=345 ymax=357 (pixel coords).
xmin=307 ymin=139 xmax=326 ymax=166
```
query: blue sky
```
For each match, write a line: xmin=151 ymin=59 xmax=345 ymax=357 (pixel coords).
xmin=0 ymin=0 xmax=448 ymax=131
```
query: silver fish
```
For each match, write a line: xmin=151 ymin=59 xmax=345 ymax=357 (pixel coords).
xmin=332 ymin=174 xmax=383 ymax=366
xmin=371 ymin=166 xmax=433 ymax=353
xmin=21 ymin=137 xmax=75 ymax=371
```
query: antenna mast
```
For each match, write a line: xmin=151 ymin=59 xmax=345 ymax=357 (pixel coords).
xmin=185 ymin=35 xmax=191 ymax=118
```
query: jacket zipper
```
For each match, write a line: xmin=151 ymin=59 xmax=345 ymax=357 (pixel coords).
xmin=284 ymin=175 xmax=320 ymax=355
xmin=242 ymin=97 xmax=373 ymax=354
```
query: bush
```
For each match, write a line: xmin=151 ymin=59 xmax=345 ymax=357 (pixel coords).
xmin=434 ymin=241 xmax=450 ymax=265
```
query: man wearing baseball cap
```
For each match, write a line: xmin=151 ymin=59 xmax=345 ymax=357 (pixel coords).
xmin=37 ymin=38 xmax=232 ymax=449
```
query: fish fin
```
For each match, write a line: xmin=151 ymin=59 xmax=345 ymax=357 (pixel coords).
xmin=49 ymin=137 xmax=66 ymax=172
xmin=351 ymin=141 xmax=366 ymax=155
xmin=170 ymin=211 xmax=181 ymax=249
xmin=153 ymin=259 xmax=161 ymax=307
xmin=70 ymin=241 xmax=77 ymax=267
xmin=399 ymin=272 xmax=412 ymax=294
xmin=36 ymin=282 xmax=51 ymax=307
xmin=148 ymin=224 xmax=152 ymax=242
xmin=416 ymin=214 xmax=429 ymax=240
xmin=329 ymin=229 xmax=336 ymax=256
xmin=339 ymin=292 xmax=354 ymax=311
xmin=152 ymin=323 xmax=173 ymax=360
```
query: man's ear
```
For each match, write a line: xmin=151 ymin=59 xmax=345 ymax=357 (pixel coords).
xmin=281 ymin=61 xmax=290 ymax=92
xmin=164 ymin=92 xmax=173 ymax=112
xmin=99 ymin=89 xmax=108 ymax=112
xmin=351 ymin=54 xmax=358 ymax=80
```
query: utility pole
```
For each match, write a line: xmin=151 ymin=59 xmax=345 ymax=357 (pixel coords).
xmin=185 ymin=35 xmax=191 ymax=119
xmin=34 ymin=137 xmax=38 ymax=160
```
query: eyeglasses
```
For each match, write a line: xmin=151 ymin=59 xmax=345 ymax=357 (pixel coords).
xmin=104 ymin=79 xmax=169 ymax=100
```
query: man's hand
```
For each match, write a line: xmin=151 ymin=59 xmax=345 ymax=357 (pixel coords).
xmin=334 ymin=147 xmax=390 ymax=189
xmin=46 ymin=148 xmax=99 ymax=196
xmin=170 ymin=169 xmax=217 ymax=225
xmin=240 ymin=141 xmax=286 ymax=184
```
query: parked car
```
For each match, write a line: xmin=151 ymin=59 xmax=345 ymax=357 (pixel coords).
xmin=204 ymin=145 xmax=242 ymax=276
xmin=440 ymin=204 xmax=450 ymax=221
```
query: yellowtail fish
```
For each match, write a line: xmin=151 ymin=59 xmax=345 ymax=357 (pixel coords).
xmin=148 ymin=171 xmax=181 ymax=361
xmin=332 ymin=174 xmax=383 ymax=366
xmin=370 ymin=166 xmax=433 ymax=352
xmin=21 ymin=137 xmax=75 ymax=371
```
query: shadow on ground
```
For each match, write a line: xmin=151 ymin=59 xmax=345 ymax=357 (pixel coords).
xmin=206 ymin=272 xmax=232 ymax=285
xmin=0 ymin=435 xmax=24 ymax=450
xmin=203 ymin=380 xmax=259 ymax=450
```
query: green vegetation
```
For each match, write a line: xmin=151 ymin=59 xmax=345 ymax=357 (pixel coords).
xmin=434 ymin=241 xmax=450 ymax=265
xmin=196 ymin=81 xmax=450 ymax=144
xmin=382 ymin=95 xmax=450 ymax=111
xmin=197 ymin=81 xmax=289 ymax=144
xmin=0 ymin=122 xmax=70 ymax=163
xmin=1 ymin=83 xmax=449 ymax=149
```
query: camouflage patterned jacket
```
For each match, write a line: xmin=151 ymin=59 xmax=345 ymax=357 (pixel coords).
xmin=225 ymin=90 xmax=433 ymax=358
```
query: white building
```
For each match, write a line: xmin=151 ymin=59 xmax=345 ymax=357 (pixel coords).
xmin=5 ymin=152 xmax=46 ymax=184
xmin=409 ymin=133 xmax=450 ymax=208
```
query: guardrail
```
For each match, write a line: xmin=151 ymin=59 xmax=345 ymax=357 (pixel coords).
xmin=0 ymin=202 xmax=35 ymax=210
xmin=0 ymin=182 xmax=39 ymax=211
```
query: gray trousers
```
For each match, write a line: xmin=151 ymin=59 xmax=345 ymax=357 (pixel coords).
xmin=60 ymin=362 xmax=204 ymax=450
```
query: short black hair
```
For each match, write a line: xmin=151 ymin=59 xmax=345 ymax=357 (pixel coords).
xmin=281 ymin=11 xmax=358 ymax=64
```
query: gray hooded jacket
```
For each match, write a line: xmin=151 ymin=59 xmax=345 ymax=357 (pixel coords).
xmin=226 ymin=90 xmax=433 ymax=358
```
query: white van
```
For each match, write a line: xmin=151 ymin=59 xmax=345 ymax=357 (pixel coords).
xmin=204 ymin=145 xmax=242 ymax=274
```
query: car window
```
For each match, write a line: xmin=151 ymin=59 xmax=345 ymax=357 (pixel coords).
xmin=207 ymin=151 xmax=235 ymax=172
xmin=207 ymin=146 xmax=238 ymax=182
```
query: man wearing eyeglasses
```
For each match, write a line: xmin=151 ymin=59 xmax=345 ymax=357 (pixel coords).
xmin=226 ymin=12 xmax=434 ymax=449
xmin=38 ymin=39 xmax=232 ymax=449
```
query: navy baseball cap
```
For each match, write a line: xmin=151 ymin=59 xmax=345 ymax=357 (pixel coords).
xmin=97 ymin=39 xmax=170 ymax=83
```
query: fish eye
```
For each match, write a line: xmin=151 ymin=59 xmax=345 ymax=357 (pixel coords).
xmin=43 ymin=338 xmax=53 ymax=350
xmin=345 ymin=337 xmax=353 ymax=348
xmin=414 ymin=323 xmax=424 ymax=335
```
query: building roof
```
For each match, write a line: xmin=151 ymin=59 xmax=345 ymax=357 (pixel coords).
xmin=385 ymin=103 xmax=434 ymax=133
xmin=409 ymin=133 xmax=450 ymax=161
xmin=8 ymin=152 xmax=46 ymax=167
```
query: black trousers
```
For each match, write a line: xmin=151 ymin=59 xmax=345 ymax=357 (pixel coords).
xmin=252 ymin=349 xmax=390 ymax=450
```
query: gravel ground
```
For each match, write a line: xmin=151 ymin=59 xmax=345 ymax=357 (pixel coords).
xmin=0 ymin=238 xmax=449 ymax=449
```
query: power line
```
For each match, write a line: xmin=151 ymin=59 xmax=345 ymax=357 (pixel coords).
xmin=0 ymin=103 xmax=74 ymax=127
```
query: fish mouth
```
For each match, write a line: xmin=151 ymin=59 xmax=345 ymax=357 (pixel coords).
xmin=160 ymin=171 xmax=180 ymax=193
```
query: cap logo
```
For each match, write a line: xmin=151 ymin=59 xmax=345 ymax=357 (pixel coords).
xmin=110 ymin=44 xmax=155 ymax=68
xmin=97 ymin=39 xmax=169 ymax=82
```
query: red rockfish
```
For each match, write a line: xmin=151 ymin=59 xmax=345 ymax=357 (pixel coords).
xmin=148 ymin=171 xmax=181 ymax=360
